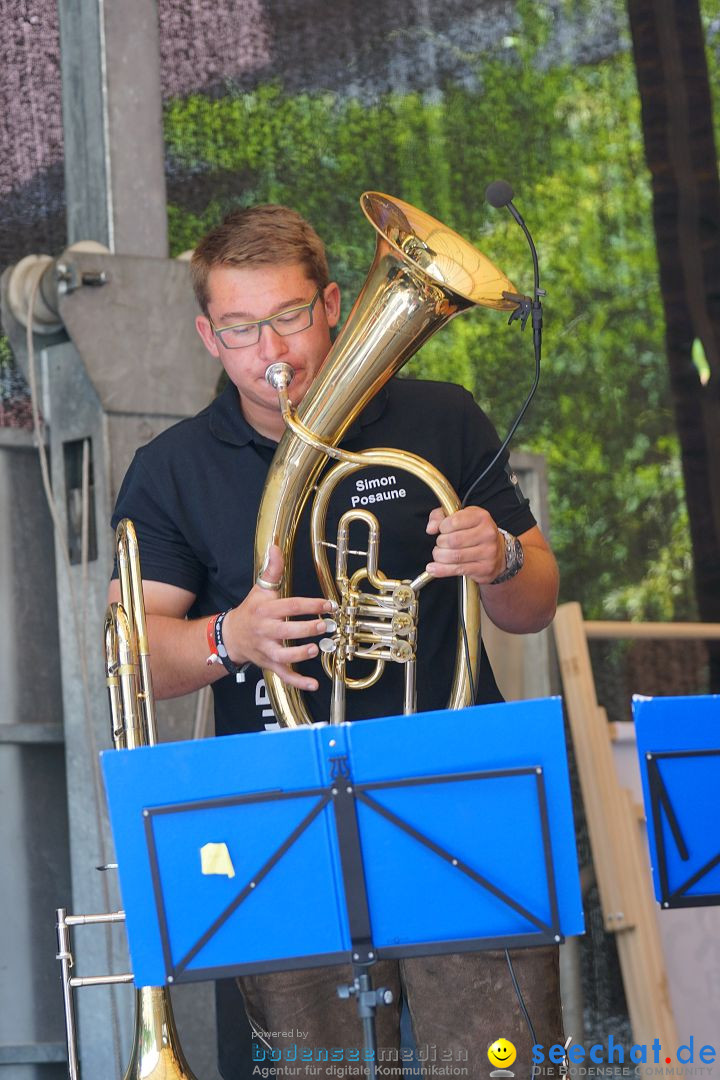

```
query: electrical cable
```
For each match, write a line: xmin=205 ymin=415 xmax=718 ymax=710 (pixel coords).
xmin=504 ymin=947 xmax=539 ymax=1080
xmin=461 ymin=338 xmax=541 ymax=511
xmin=454 ymin=183 xmax=544 ymax=701
xmin=455 ymin=297 xmax=542 ymax=704
xmin=454 ymin=195 xmax=546 ymax=1069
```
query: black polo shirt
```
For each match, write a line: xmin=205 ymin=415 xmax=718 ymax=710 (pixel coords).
xmin=112 ymin=377 xmax=535 ymax=734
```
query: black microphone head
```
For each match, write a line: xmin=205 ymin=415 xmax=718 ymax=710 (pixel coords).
xmin=485 ymin=180 xmax=514 ymax=208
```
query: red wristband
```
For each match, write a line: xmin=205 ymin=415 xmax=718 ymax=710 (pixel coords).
xmin=206 ymin=613 xmax=221 ymax=665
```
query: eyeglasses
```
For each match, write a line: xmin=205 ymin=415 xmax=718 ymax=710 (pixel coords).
xmin=210 ymin=289 xmax=322 ymax=349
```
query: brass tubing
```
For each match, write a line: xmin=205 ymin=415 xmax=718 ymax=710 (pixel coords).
xmin=311 ymin=450 xmax=479 ymax=713
xmin=330 ymin=648 xmax=347 ymax=726
xmin=122 ymin=987 xmax=197 ymax=1080
xmin=321 ymin=649 xmax=385 ymax=691
xmin=104 ymin=608 xmax=123 ymax=746
xmin=410 ymin=570 xmax=434 ymax=592
xmin=343 ymin=665 xmax=385 ymax=691
xmin=353 ymin=622 xmax=409 ymax=637
xmin=404 ymin=660 xmax=417 ymax=716
xmin=114 ymin=603 xmax=145 ymax=749
xmin=116 ymin=520 xmax=157 ymax=745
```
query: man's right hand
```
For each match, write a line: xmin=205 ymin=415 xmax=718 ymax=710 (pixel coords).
xmin=220 ymin=545 xmax=334 ymax=691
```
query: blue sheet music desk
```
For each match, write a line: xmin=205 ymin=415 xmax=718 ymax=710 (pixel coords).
xmin=634 ymin=693 xmax=720 ymax=909
xmin=101 ymin=697 xmax=584 ymax=987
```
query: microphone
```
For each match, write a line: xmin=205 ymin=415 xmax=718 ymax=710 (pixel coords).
xmin=461 ymin=183 xmax=545 ymax=513
xmin=484 ymin=179 xmax=541 ymax=314
xmin=484 ymin=180 xmax=514 ymax=209
xmin=485 ymin=178 xmax=530 ymax=233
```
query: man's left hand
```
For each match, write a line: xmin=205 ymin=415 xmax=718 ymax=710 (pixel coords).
xmin=425 ymin=506 xmax=505 ymax=584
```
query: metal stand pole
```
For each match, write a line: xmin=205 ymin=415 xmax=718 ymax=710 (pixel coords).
xmin=337 ymin=963 xmax=393 ymax=1080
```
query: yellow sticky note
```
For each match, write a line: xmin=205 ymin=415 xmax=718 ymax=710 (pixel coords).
xmin=200 ymin=842 xmax=235 ymax=879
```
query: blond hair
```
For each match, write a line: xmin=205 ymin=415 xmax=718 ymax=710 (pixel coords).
xmin=190 ymin=204 xmax=330 ymax=314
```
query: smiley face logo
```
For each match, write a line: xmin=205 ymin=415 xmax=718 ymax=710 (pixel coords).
xmin=488 ymin=1038 xmax=517 ymax=1070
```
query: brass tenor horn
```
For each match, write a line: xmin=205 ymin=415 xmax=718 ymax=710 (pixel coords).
xmin=255 ymin=192 xmax=518 ymax=727
xmin=56 ymin=519 xmax=196 ymax=1080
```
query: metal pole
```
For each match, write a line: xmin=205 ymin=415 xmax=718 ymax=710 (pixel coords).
xmin=56 ymin=908 xmax=80 ymax=1080
xmin=57 ymin=0 xmax=167 ymax=255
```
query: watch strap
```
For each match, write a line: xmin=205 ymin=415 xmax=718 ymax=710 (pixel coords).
xmin=491 ymin=528 xmax=524 ymax=584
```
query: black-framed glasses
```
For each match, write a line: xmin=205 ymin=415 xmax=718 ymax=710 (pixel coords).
xmin=210 ymin=289 xmax=322 ymax=349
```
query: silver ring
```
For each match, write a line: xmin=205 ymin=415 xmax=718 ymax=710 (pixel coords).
xmin=255 ymin=575 xmax=282 ymax=591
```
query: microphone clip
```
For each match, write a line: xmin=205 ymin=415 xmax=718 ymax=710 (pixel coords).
xmin=502 ymin=290 xmax=546 ymax=334
xmin=503 ymin=292 xmax=532 ymax=331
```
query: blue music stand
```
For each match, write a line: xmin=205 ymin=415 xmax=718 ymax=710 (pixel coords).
xmin=102 ymin=697 xmax=583 ymax=993
xmin=634 ymin=694 xmax=720 ymax=909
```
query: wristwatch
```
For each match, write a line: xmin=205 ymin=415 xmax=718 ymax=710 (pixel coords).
xmin=491 ymin=528 xmax=525 ymax=584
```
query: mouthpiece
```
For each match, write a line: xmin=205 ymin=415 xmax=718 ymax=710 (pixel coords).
xmin=265 ymin=363 xmax=295 ymax=391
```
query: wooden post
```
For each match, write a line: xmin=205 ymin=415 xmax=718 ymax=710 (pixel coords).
xmin=553 ymin=602 xmax=678 ymax=1051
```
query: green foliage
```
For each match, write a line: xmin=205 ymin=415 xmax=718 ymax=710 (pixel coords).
xmin=163 ymin=26 xmax=694 ymax=620
xmin=702 ymin=0 xmax=720 ymax=175
xmin=0 ymin=335 xmax=12 ymax=368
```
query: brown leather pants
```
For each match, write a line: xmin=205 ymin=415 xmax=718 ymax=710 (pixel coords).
xmin=238 ymin=946 xmax=564 ymax=1080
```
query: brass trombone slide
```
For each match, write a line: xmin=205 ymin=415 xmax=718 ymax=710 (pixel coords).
xmin=55 ymin=519 xmax=196 ymax=1080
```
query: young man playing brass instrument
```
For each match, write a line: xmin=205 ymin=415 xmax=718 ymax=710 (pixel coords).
xmin=109 ymin=203 xmax=562 ymax=1079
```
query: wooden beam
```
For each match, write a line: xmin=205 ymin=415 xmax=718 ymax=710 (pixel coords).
xmin=553 ymin=602 xmax=678 ymax=1050
xmin=585 ymin=620 xmax=720 ymax=640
